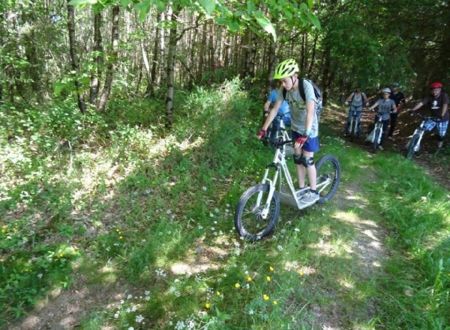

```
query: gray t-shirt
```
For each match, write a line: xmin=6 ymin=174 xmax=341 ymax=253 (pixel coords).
xmin=376 ymin=98 xmax=396 ymax=120
xmin=350 ymin=92 xmax=366 ymax=108
xmin=277 ymin=80 xmax=318 ymax=137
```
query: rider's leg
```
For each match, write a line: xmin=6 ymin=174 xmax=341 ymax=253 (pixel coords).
xmin=380 ymin=120 xmax=389 ymax=145
xmin=436 ymin=120 xmax=448 ymax=148
xmin=293 ymin=149 xmax=306 ymax=188
xmin=293 ymin=151 xmax=316 ymax=190
xmin=303 ymin=150 xmax=316 ymax=191
xmin=344 ymin=109 xmax=352 ymax=134
xmin=388 ymin=112 xmax=398 ymax=137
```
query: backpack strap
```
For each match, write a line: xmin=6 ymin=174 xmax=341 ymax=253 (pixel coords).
xmin=283 ymin=78 xmax=319 ymax=102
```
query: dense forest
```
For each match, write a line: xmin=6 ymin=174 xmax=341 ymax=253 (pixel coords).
xmin=1 ymin=0 xmax=449 ymax=329
xmin=1 ymin=0 xmax=448 ymax=117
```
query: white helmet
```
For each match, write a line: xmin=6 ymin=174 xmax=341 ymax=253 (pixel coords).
xmin=382 ymin=88 xmax=391 ymax=94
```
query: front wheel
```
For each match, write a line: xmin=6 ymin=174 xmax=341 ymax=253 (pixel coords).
xmin=234 ymin=184 xmax=280 ymax=241
xmin=372 ymin=128 xmax=381 ymax=152
xmin=406 ymin=134 xmax=419 ymax=159
xmin=316 ymin=155 xmax=341 ymax=204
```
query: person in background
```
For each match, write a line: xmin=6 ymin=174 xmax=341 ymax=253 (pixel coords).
xmin=344 ymin=87 xmax=368 ymax=135
xmin=388 ymin=83 xmax=406 ymax=139
xmin=409 ymin=81 xmax=448 ymax=149
xmin=368 ymin=88 xmax=397 ymax=150
xmin=263 ymin=80 xmax=291 ymax=144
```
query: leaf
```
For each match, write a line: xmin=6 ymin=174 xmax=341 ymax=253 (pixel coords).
xmin=199 ymin=0 xmax=215 ymax=16
xmin=69 ymin=0 xmax=97 ymax=6
xmin=307 ymin=0 xmax=314 ymax=8
xmin=134 ymin=0 xmax=152 ymax=21
xmin=307 ymin=11 xmax=321 ymax=29
xmin=254 ymin=12 xmax=276 ymax=42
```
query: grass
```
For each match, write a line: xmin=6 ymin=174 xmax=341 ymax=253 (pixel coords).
xmin=0 ymin=79 xmax=449 ymax=329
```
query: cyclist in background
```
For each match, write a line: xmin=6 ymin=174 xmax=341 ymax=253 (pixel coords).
xmin=388 ymin=83 xmax=406 ymax=139
xmin=368 ymin=88 xmax=397 ymax=150
xmin=257 ymin=59 xmax=320 ymax=206
xmin=344 ymin=87 xmax=368 ymax=136
xmin=263 ymin=80 xmax=291 ymax=144
xmin=410 ymin=81 xmax=449 ymax=149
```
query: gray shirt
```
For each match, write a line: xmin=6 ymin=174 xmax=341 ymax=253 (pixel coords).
xmin=277 ymin=80 xmax=318 ymax=137
xmin=376 ymin=98 xmax=396 ymax=120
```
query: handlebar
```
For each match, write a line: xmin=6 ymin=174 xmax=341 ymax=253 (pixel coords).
xmin=409 ymin=111 xmax=441 ymax=122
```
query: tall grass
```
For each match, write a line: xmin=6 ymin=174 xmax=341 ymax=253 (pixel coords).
xmin=1 ymin=79 xmax=448 ymax=329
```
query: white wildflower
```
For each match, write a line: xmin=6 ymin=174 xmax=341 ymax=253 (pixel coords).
xmin=277 ymin=245 xmax=283 ymax=251
xmin=136 ymin=315 xmax=144 ymax=323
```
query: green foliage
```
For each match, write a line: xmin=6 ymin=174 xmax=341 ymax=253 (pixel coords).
xmin=1 ymin=81 xmax=449 ymax=329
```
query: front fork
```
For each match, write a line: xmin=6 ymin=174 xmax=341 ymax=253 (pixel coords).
xmin=257 ymin=167 xmax=280 ymax=218
xmin=412 ymin=129 xmax=425 ymax=151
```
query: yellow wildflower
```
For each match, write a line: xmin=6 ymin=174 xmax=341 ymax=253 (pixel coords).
xmin=266 ymin=276 xmax=271 ymax=282
xmin=234 ymin=283 xmax=241 ymax=288
xmin=246 ymin=276 xmax=252 ymax=282
xmin=273 ymin=300 xmax=278 ymax=305
xmin=269 ymin=266 xmax=274 ymax=272
xmin=263 ymin=294 xmax=270 ymax=301
xmin=205 ymin=303 xmax=211 ymax=309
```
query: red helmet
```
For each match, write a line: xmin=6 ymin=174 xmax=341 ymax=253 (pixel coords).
xmin=430 ymin=81 xmax=443 ymax=89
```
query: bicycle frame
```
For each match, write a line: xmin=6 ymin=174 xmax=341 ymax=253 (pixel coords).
xmin=348 ymin=108 xmax=362 ymax=136
xmin=408 ymin=116 xmax=436 ymax=152
xmin=256 ymin=123 xmax=332 ymax=215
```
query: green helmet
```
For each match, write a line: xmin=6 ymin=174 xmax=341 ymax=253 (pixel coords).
xmin=273 ymin=59 xmax=299 ymax=79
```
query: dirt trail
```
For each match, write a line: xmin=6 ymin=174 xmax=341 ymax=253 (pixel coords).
xmin=10 ymin=279 xmax=126 ymax=330
xmin=309 ymin=175 xmax=387 ymax=329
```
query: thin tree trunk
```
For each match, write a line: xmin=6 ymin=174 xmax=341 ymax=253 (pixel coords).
xmin=321 ymin=44 xmax=331 ymax=106
xmin=165 ymin=6 xmax=179 ymax=129
xmin=67 ymin=2 xmax=86 ymax=113
xmin=89 ymin=10 xmax=103 ymax=104
xmin=307 ymin=32 xmax=319 ymax=77
xmin=97 ymin=6 xmax=119 ymax=112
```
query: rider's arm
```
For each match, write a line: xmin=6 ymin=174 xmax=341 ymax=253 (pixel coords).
xmin=261 ymin=99 xmax=282 ymax=131
xmin=305 ymin=99 xmax=315 ymax=134
xmin=263 ymin=99 xmax=271 ymax=116
xmin=441 ymin=102 xmax=448 ymax=119
xmin=345 ymin=93 xmax=354 ymax=103
xmin=392 ymin=103 xmax=398 ymax=113
xmin=411 ymin=101 xmax=424 ymax=112
xmin=368 ymin=100 xmax=379 ymax=111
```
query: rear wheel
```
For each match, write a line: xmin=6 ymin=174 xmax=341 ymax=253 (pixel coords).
xmin=316 ymin=155 xmax=341 ymax=204
xmin=234 ymin=184 xmax=280 ymax=241
xmin=406 ymin=134 xmax=419 ymax=159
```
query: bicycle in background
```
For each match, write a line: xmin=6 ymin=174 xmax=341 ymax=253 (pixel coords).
xmin=406 ymin=113 xmax=442 ymax=159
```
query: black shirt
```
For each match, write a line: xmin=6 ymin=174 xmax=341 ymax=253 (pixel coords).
xmin=423 ymin=92 xmax=449 ymax=121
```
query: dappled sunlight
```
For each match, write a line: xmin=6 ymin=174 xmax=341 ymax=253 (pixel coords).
xmin=179 ymin=136 xmax=205 ymax=153
xmin=284 ymin=261 xmax=317 ymax=276
xmin=309 ymin=238 xmax=354 ymax=257
xmin=169 ymin=237 xmax=230 ymax=276
xmin=337 ymin=277 xmax=355 ymax=290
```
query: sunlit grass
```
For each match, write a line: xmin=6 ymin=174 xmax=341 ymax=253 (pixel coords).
xmin=1 ymin=79 xmax=448 ymax=329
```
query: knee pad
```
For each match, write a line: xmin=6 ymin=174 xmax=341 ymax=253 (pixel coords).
xmin=293 ymin=154 xmax=303 ymax=165
xmin=293 ymin=155 xmax=314 ymax=167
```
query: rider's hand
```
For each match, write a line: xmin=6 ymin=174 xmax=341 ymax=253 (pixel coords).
xmin=257 ymin=129 xmax=267 ymax=140
xmin=295 ymin=135 xmax=308 ymax=148
xmin=263 ymin=111 xmax=269 ymax=117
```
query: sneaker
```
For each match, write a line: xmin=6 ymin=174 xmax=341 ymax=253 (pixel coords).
xmin=301 ymin=191 xmax=320 ymax=205
xmin=438 ymin=141 xmax=444 ymax=149
xmin=378 ymin=145 xmax=384 ymax=150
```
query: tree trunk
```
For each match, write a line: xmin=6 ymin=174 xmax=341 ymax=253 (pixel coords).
xmin=146 ymin=12 xmax=161 ymax=97
xmin=89 ymin=10 xmax=103 ymax=104
xmin=307 ymin=32 xmax=319 ymax=77
xmin=97 ymin=5 xmax=119 ymax=112
xmin=320 ymin=44 xmax=331 ymax=106
xmin=165 ymin=6 xmax=180 ymax=129
xmin=67 ymin=2 xmax=86 ymax=113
